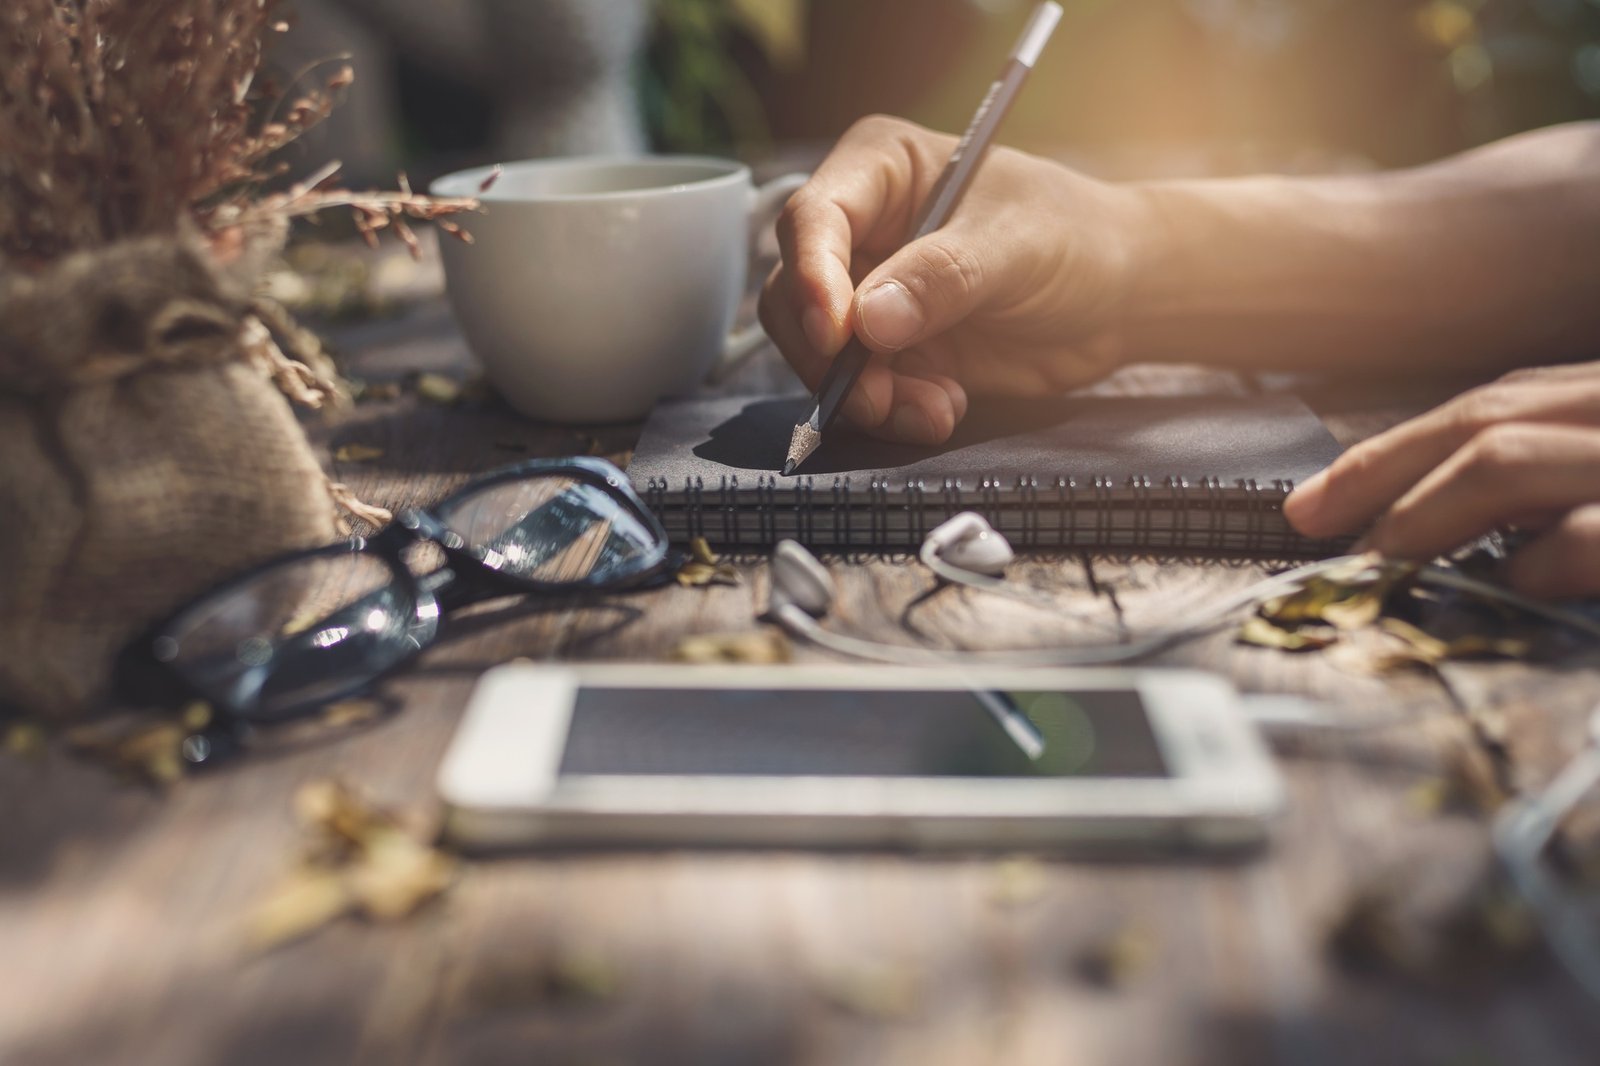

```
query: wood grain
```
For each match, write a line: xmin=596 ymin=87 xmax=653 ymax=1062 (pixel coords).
xmin=3 ymin=297 xmax=1598 ymax=1066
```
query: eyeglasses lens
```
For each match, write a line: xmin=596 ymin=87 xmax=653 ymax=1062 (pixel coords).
xmin=161 ymin=552 xmax=426 ymax=720
xmin=434 ymin=475 xmax=660 ymax=584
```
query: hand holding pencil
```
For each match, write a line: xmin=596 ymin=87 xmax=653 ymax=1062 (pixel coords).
xmin=763 ymin=2 xmax=1152 ymax=469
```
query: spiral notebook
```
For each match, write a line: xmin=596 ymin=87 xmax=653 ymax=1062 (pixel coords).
xmin=626 ymin=394 xmax=1349 ymax=557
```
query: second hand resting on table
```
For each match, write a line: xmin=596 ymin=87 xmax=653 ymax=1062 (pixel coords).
xmin=758 ymin=115 xmax=1600 ymax=600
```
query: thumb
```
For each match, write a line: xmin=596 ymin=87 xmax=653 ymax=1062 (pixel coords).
xmin=851 ymin=233 xmax=995 ymax=353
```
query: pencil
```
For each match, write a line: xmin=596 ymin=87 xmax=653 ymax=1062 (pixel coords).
xmin=781 ymin=0 xmax=1064 ymax=476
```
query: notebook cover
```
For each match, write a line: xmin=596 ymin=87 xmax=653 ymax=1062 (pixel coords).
xmin=626 ymin=394 xmax=1343 ymax=488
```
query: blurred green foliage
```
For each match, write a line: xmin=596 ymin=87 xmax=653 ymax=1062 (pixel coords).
xmin=639 ymin=0 xmax=803 ymax=154
xmin=642 ymin=0 xmax=1600 ymax=167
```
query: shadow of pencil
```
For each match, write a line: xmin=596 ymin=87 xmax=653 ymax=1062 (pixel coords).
xmin=689 ymin=397 xmax=1072 ymax=475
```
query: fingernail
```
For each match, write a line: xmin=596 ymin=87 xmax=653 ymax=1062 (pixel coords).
xmin=802 ymin=306 xmax=835 ymax=354
xmin=857 ymin=282 xmax=923 ymax=351
xmin=892 ymin=405 xmax=935 ymax=443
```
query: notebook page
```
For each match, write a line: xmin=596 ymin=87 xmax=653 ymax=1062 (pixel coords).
xmin=627 ymin=394 xmax=1344 ymax=488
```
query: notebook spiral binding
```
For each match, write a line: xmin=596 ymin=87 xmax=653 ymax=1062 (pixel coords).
xmin=643 ymin=474 xmax=1336 ymax=558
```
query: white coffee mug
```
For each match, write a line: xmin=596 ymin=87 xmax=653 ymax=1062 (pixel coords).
xmin=431 ymin=156 xmax=806 ymax=423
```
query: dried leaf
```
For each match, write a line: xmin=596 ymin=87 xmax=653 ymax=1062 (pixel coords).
xmin=411 ymin=372 xmax=461 ymax=405
xmin=1236 ymin=616 xmax=1337 ymax=652
xmin=988 ymin=856 xmax=1047 ymax=908
xmin=346 ymin=827 xmax=456 ymax=920
xmin=356 ymin=381 xmax=403 ymax=403
xmin=676 ymin=538 xmax=740 ymax=588
xmin=671 ymin=631 xmax=792 ymax=664
xmin=1375 ymin=617 xmax=1451 ymax=668
xmin=181 ymin=700 xmax=214 ymax=731
xmin=334 ymin=443 xmax=384 ymax=463
xmin=815 ymin=961 xmax=920 ymax=1019
xmin=1260 ymin=556 xmax=1411 ymax=631
xmin=675 ymin=561 xmax=740 ymax=588
xmin=1076 ymin=922 xmax=1156 ymax=988
xmin=1406 ymin=777 xmax=1451 ymax=816
xmin=322 ymin=699 xmax=384 ymax=728
xmin=689 ymin=537 xmax=717 ymax=566
xmin=1447 ymin=635 xmax=1532 ymax=660
xmin=4 ymin=722 xmax=46 ymax=761
xmin=1372 ymin=618 xmax=1532 ymax=673
xmin=545 ymin=949 xmax=624 ymax=1002
xmin=246 ymin=868 xmax=351 ymax=951
xmin=64 ymin=720 xmax=188 ymax=785
xmin=294 ymin=779 xmax=376 ymax=847
xmin=247 ymin=779 xmax=456 ymax=951
xmin=469 ymin=948 xmax=625 ymax=1008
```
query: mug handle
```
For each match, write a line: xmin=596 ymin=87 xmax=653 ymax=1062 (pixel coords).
xmin=706 ymin=171 xmax=810 ymax=385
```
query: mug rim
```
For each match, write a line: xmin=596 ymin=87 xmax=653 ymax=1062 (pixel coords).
xmin=430 ymin=154 xmax=750 ymax=203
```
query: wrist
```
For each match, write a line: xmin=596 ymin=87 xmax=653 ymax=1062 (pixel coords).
xmin=1113 ymin=175 xmax=1356 ymax=366
xmin=1114 ymin=178 xmax=1245 ymax=355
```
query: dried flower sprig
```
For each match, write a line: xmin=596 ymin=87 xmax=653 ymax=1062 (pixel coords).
xmin=0 ymin=1 xmax=478 ymax=265
xmin=223 ymin=163 xmax=482 ymax=262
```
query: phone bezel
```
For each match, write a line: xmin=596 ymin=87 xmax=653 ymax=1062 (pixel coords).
xmin=437 ymin=663 xmax=1284 ymax=851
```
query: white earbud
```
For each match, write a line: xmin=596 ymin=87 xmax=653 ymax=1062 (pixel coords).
xmin=768 ymin=539 xmax=835 ymax=617
xmin=761 ymin=544 xmax=1404 ymax=670
xmin=923 ymin=512 xmax=1014 ymax=577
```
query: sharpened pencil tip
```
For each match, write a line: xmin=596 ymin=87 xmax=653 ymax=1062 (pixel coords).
xmin=784 ymin=420 xmax=821 ymax=475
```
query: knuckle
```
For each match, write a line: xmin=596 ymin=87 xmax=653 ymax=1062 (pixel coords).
xmin=848 ymin=113 xmax=911 ymax=142
xmin=910 ymin=239 xmax=984 ymax=304
xmin=1462 ymin=423 xmax=1534 ymax=481
xmin=1496 ymin=365 xmax=1548 ymax=387
xmin=1452 ymin=386 xmax=1512 ymax=434
xmin=775 ymin=190 xmax=814 ymax=242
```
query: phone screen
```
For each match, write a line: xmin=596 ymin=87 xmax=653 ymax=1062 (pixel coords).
xmin=557 ymin=688 xmax=1170 ymax=779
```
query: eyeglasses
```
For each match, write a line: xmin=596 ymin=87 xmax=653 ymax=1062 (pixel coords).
xmin=1494 ymin=700 xmax=1600 ymax=1001
xmin=114 ymin=457 xmax=675 ymax=764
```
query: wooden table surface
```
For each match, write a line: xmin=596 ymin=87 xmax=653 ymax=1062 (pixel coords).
xmin=6 ymin=290 xmax=1600 ymax=1066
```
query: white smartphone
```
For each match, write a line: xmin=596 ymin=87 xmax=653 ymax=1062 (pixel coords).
xmin=437 ymin=664 xmax=1285 ymax=853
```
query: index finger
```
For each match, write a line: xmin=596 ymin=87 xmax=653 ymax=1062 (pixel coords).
xmin=1284 ymin=379 xmax=1600 ymax=538
xmin=775 ymin=117 xmax=951 ymax=354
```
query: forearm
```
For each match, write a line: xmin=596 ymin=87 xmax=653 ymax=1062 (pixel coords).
xmin=1121 ymin=122 xmax=1600 ymax=375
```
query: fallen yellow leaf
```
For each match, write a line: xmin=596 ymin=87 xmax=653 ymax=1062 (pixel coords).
xmin=411 ymin=372 xmax=461 ymax=405
xmin=1237 ymin=616 xmax=1337 ymax=652
xmin=4 ymin=722 xmax=46 ymax=761
xmin=671 ymin=631 xmax=791 ymax=664
xmin=815 ymin=961 xmax=921 ymax=1020
xmin=334 ymin=443 xmax=384 ymax=463
xmin=676 ymin=537 xmax=740 ymax=587
xmin=246 ymin=868 xmax=352 ymax=951
xmin=247 ymin=779 xmax=457 ymax=951
xmin=1077 ymin=922 xmax=1157 ymax=988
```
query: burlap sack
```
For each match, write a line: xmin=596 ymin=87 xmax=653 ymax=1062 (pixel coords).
xmin=0 ymin=229 xmax=343 ymax=718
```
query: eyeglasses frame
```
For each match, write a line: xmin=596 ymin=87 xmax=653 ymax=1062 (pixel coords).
xmin=114 ymin=456 xmax=675 ymax=747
